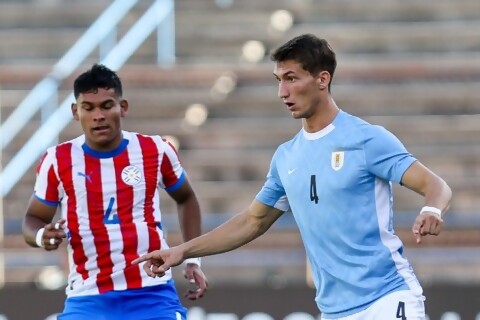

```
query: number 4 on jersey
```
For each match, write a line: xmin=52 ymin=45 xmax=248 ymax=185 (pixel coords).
xmin=310 ymin=175 xmax=319 ymax=204
xmin=396 ymin=301 xmax=406 ymax=320
xmin=104 ymin=197 xmax=119 ymax=224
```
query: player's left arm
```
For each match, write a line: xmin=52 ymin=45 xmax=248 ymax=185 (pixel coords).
xmin=168 ymin=176 xmax=202 ymax=242
xmin=400 ymin=161 xmax=452 ymax=243
xmin=167 ymin=176 xmax=207 ymax=300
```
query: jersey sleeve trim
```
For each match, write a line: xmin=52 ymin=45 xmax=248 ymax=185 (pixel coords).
xmin=34 ymin=194 xmax=60 ymax=207
xmin=256 ymin=194 xmax=290 ymax=212
xmin=165 ymin=171 xmax=186 ymax=192
xmin=398 ymin=158 xmax=418 ymax=185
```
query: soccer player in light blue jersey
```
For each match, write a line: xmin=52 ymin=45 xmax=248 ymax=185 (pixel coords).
xmin=134 ymin=34 xmax=452 ymax=320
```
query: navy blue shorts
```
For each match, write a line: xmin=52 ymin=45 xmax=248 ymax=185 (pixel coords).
xmin=57 ymin=281 xmax=187 ymax=320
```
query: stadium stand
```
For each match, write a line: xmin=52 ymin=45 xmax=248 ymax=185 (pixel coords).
xmin=1 ymin=0 xmax=480 ymax=286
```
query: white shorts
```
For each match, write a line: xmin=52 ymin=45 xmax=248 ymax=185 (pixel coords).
xmin=322 ymin=290 xmax=426 ymax=320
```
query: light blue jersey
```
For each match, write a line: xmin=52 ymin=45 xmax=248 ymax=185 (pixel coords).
xmin=256 ymin=110 xmax=422 ymax=318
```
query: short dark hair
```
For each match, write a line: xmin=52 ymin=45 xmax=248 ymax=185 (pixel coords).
xmin=270 ymin=34 xmax=337 ymax=89
xmin=73 ymin=64 xmax=123 ymax=99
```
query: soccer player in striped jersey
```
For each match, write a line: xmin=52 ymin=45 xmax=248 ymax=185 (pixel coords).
xmin=22 ymin=64 xmax=207 ymax=320
xmin=133 ymin=34 xmax=452 ymax=320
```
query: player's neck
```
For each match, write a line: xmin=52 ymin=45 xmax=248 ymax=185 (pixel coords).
xmin=85 ymin=131 xmax=124 ymax=152
xmin=302 ymin=99 xmax=339 ymax=133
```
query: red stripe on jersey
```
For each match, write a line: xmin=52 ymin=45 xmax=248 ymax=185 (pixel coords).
xmin=160 ymin=144 xmax=178 ymax=188
xmin=45 ymin=166 xmax=60 ymax=202
xmin=85 ymin=155 xmax=114 ymax=293
xmin=137 ymin=134 xmax=161 ymax=252
xmin=56 ymin=144 xmax=89 ymax=281
xmin=113 ymin=150 xmax=142 ymax=288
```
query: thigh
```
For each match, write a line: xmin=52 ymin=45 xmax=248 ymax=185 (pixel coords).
xmin=324 ymin=290 xmax=426 ymax=320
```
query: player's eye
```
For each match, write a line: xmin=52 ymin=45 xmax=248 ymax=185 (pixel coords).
xmin=103 ymin=102 xmax=115 ymax=109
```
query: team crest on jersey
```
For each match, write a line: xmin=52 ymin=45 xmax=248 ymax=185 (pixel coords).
xmin=121 ymin=165 xmax=142 ymax=185
xmin=331 ymin=151 xmax=344 ymax=171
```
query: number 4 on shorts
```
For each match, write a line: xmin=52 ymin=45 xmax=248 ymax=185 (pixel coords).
xmin=396 ymin=301 xmax=406 ymax=319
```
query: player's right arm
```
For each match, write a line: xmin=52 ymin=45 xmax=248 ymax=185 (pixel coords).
xmin=133 ymin=199 xmax=283 ymax=277
xmin=23 ymin=150 xmax=66 ymax=250
xmin=23 ymin=195 xmax=66 ymax=250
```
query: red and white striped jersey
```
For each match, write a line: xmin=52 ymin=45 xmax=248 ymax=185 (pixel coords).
xmin=34 ymin=131 xmax=185 ymax=297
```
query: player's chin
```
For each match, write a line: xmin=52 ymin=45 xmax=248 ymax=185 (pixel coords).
xmin=89 ymin=134 xmax=113 ymax=146
xmin=290 ymin=110 xmax=307 ymax=119
xmin=290 ymin=111 xmax=302 ymax=119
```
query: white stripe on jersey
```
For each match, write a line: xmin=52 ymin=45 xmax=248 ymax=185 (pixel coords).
xmin=66 ymin=144 xmax=99 ymax=295
xmin=375 ymin=178 xmax=423 ymax=295
xmin=102 ymin=157 xmax=129 ymax=291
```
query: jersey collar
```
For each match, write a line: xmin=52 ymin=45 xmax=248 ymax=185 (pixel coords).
xmin=302 ymin=109 xmax=344 ymax=140
xmin=82 ymin=138 xmax=129 ymax=158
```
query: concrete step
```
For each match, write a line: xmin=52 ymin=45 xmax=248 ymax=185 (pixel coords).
xmin=290 ymin=0 xmax=480 ymax=23
xmin=0 ymin=1 xmax=110 ymax=28
xmin=3 ymin=0 xmax=477 ymax=28
xmin=2 ymin=19 xmax=480 ymax=65
xmin=176 ymin=0 xmax=480 ymax=23
xmin=288 ymin=21 xmax=480 ymax=54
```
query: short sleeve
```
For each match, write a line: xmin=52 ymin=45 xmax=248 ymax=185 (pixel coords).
xmin=158 ymin=138 xmax=185 ymax=192
xmin=364 ymin=125 xmax=417 ymax=184
xmin=34 ymin=148 xmax=62 ymax=206
xmin=255 ymin=150 xmax=290 ymax=212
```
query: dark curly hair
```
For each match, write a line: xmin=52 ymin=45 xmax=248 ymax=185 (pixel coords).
xmin=73 ymin=64 xmax=123 ymax=99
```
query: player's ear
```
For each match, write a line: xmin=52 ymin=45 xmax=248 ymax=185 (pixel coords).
xmin=120 ymin=99 xmax=128 ymax=117
xmin=316 ymin=71 xmax=330 ymax=90
xmin=71 ymin=103 xmax=79 ymax=121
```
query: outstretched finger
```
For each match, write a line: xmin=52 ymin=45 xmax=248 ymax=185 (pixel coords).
xmin=412 ymin=217 xmax=424 ymax=244
xmin=132 ymin=254 xmax=151 ymax=265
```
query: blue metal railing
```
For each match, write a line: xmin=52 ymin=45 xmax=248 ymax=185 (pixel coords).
xmin=0 ymin=0 xmax=138 ymax=151
xmin=0 ymin=0 xmax=175 ymax=197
